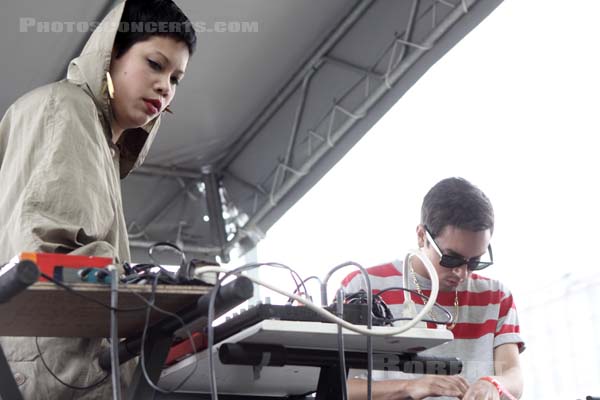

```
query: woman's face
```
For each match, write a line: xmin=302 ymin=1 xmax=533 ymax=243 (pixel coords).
xmin=109 ymin=35 xmax=190 ymax=134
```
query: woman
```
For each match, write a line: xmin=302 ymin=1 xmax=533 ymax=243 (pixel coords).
xmin=0 ymin=0 xmax=196 ymax=398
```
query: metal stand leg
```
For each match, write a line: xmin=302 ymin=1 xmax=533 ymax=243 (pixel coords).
xmin=315 ymin=365 xmax=345 ymax=400
xmin=0 ymin=261 xmax=39 ymax=399
xmin=127 ymin=331 xmax=173 ymax=400
xmin=0 ymin=344 xmax=23 ymax=400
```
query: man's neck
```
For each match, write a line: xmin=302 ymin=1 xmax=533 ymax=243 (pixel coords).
xmin=409 ymin=255 xmax=428 ymax=279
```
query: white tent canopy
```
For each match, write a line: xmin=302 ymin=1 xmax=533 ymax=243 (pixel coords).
xmin=0 ymin=0 xmax=503 ymax=263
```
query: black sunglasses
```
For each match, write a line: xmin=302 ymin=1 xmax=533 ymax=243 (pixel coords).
xmin=424 ymin=227 xmax=494 ymax=271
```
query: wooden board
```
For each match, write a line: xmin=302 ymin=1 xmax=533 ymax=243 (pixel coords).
xmin=0 ymin=282 xmax=211 ymax=338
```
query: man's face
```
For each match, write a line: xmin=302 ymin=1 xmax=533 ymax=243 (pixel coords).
xmin=416 ymin=225 xmax=492 ymax=291
xmin=109 ymin=35 xmax=190 ymax=132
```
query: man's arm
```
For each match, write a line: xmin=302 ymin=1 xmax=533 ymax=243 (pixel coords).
xmin=463 ymin=343 xmax=523 ymax=399
xmin=348 ymin=375 xmax=469 ymax=400
xmin=493 ymin=343 xmax=524 ymax=397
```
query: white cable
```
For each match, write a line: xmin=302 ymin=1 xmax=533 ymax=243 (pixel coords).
xmin=194 ymin=249 xmax=439 ymax=337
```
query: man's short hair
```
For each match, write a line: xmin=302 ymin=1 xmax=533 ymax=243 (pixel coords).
xmin=421 ymin=177 xmax=494 ymax=237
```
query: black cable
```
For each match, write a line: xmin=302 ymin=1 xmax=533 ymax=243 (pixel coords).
xmin=206 ymin=262 xmax=310 ymax=400
xmin=148 ymin=242 xmax=187 ymax=277
xmin=134 ymin=293 xmax=198 ymax=394
xmin=207 ymin=270 xmax=224 ymax=400
xmin=39 ymin=269 xmax=199 ymax=394
xmin=121 ymin=263 xmax=179 ymax=285
xmin=322 ymin=262 xmax=373 ymax=400
xmin=34 ymin=272 xmax=135 ymax=392
xmin=264 ymin=262 xmax=309 ymax=302
xmin=344 ymin=287 xmax=452 ymax=325
xmin=138 ymin=275 xmax=164 ymax=392
xmin=207 ymin=266 xmax=255 ymax=400
xmin=252 ymin=262 xmax=309 ymax=305
xmin=109 ymin=267 xmax=122 ymax=400
xmin=336 ymin=288 xmax=349 ymax=400
xmin=343 ymin=290 xmax=393 ymax=322
xmin=132 ymin=274 xmax=200 ymax=394
xmin=288 ymin=269 xmax=309 ymax=303
xmin=148 ymin=241 xmax=187 ymax=264
xmin=35 ymin=336 xmax=110 ymax=391
xmin=287 ymin=271 xmax=303 ymax=299
xmin=287 ymin=275 xmax=322 ymax=304
xmin=121 ymin=255 xmax=207 ymax=396
xmin=376 ymin=287 xmax=453 ymax=325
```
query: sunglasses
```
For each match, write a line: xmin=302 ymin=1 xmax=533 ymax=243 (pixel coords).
xmin=424 ymin=227 xmax=494 ymax=271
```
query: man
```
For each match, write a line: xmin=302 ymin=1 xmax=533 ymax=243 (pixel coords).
xmin=343 ymin=177 xmax=524 ymax=399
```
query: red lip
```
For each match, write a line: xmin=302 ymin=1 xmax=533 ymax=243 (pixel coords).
xmin=143 ymin=98 xmax=162 ymax=115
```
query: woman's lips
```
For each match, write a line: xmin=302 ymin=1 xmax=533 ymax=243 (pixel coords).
xmin=143 ymin=99 xmax=160 ymax=115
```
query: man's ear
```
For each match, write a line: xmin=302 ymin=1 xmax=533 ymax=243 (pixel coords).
xmin=416 ymin=224 xmax=426 ymax=249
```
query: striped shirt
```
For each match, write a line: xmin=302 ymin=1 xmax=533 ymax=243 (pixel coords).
xmin=342 ymin=260 xmax=525 ymax=398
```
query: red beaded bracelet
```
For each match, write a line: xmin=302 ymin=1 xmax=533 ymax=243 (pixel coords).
xmin=479 ymin=376 xmax=518 ymax=400
xmin=480 ymin=376 xmax=503 ymax=396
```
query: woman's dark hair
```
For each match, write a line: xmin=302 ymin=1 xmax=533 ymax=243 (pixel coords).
xmin=113 ymin=0 xmax=197 ymax=58
xmin=421 ymin=177 xmax=494 ymax=237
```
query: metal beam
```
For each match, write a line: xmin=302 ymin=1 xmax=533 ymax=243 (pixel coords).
xmin=127 ymin=179 xmax=198 ymax=240
xmin=133 ymin=165 xmax=204 ymax=180
xmin=129 ymin=239 xmax=220 ymax=255
xmin=217 ymin=0 xmax=376 ymax=171
xmin=280 ymin=66 xmax=317 ymax=187
xmin=203 ymin=171 xmax=229 ymax=262
xmin=225 ymin=0 xmax=479 ymax=253
xmin=324 ymin=56 xmax=384 ymax=80
xmin=223 ymin=170 xmax=267 ymax=196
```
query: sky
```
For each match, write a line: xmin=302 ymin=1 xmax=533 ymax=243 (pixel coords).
xmin=250 ymin=0 xmax=600 ymax=398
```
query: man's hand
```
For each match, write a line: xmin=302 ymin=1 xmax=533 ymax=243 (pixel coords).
xmin=404 ymin=375 xmax=469 ymax=399
xmin=462 ymin=379 xmax=500 ymax=400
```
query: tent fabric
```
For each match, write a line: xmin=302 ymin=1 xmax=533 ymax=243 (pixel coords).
xmin=0 ymin=0 xmax=503 ymax=263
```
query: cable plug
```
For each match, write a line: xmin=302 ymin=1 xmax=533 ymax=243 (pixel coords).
xmin=398 ymin=299 xmax=427 ymax=328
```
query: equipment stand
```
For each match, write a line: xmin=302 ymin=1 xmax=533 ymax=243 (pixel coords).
xmin=214 ymin=343 xmax=462 ymax=400
xmin=128 ymin=329 xmax=174 ymax=400
xmin=0 ymin=345 xmax=24 ymax=400
xmin=115 ymin=276 xmax=254 ymax=400
xmin=315 ymin=365 xmax=347 ymax=400
xmin=0 ymin=260 xmax=40 ymax=400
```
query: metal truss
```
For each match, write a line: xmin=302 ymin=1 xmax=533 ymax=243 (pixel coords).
xmin=127 ymin=165 xmax=234 ymax=258
xmin=222 ymin=0 xmax=478 ymax=255
xmin=126 ymin=0 xmax=484 ymax=260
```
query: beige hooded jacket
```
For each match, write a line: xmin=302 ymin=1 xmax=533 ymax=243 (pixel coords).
xmin=0 ymin=2 xmax=162 ymax=398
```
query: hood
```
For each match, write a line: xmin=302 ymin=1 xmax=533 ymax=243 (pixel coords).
xmin=66 ymin=1 xmax=161 ymax=178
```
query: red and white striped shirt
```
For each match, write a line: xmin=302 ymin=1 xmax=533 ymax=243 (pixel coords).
xmin=342 ymin=260 xmax=525 ymax=393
